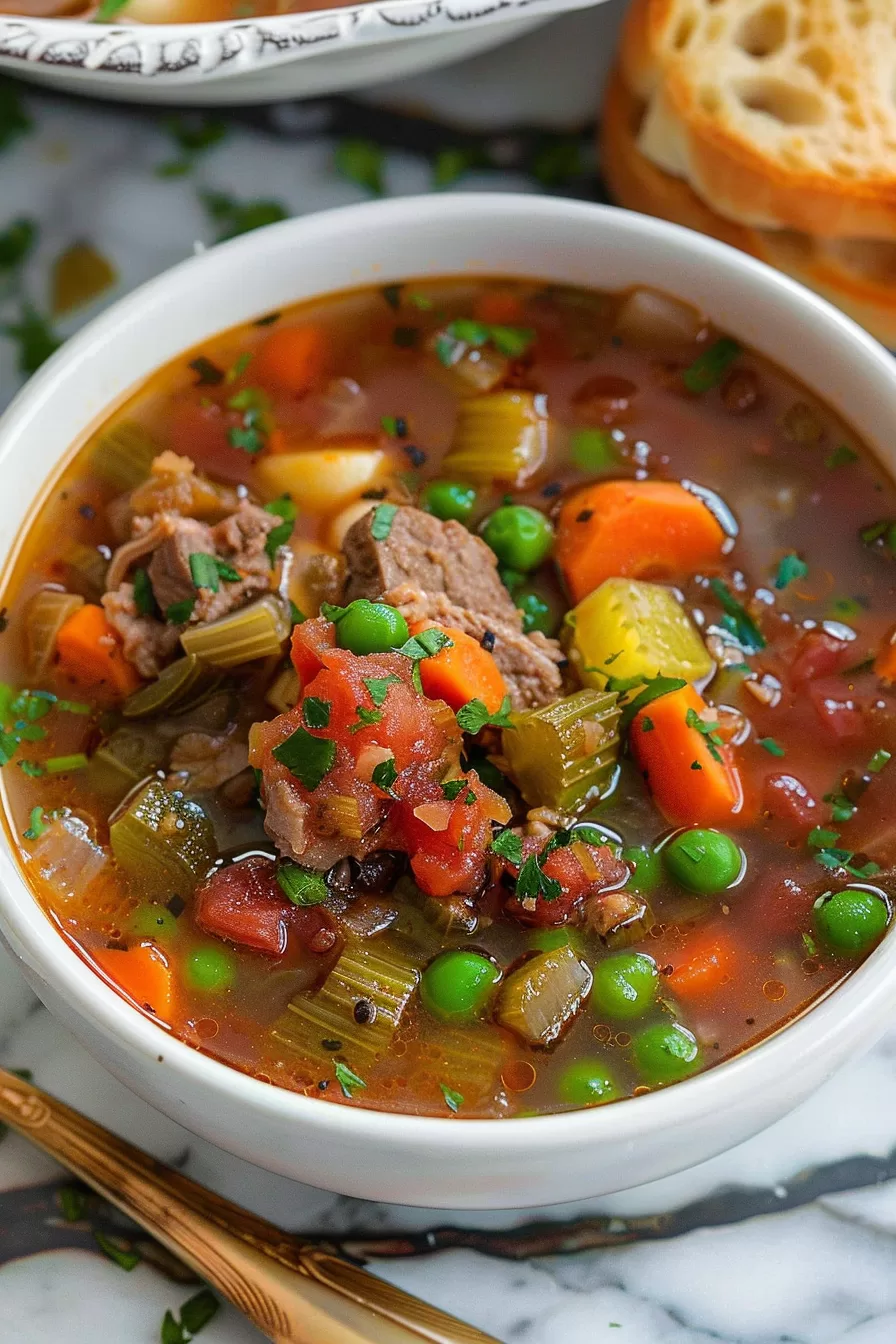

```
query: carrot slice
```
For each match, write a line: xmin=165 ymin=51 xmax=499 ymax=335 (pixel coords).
xmin=666 ymin=929 xmax=739 ymax=1001
xmin=253 ymin=325 xmax=329 ymax=397
xmin=55 ymin=603 xmax=141 ymax=698
xmin=556 ymin=480 xmax=726 ymax=603
xmin=631 ymin=684 xmax=743 ymax=826
xmin=92 ymin=942 xmax=174 ymax=1019
xmin=409 ymin=621 xmax=507 ymax=714
xmin=473 ymin=291 xmax=525 ymax=326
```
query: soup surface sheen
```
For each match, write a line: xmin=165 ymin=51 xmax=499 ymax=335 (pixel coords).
xmin=3 ymin=276 xmax=895 ymax=1119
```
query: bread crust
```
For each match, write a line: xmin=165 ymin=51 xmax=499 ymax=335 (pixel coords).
xmin=618 ymin=0 xmax=896 ymax=242
xmin=600 ymin=70 xmax=896 ymax=347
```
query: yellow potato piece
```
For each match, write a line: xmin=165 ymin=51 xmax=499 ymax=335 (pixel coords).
xmin=257 ymin=447 xmax=386 ymax=514
xmin=571 ymin=577 xmax=712 ymax=689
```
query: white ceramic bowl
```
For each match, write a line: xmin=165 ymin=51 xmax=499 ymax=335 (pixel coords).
xmin=0 ymin=0 xmax=599 ymax=104
xmin=1 ymin=194 xmax=895 ymax=1209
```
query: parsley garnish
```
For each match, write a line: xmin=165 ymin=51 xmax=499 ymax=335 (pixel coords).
xmin=166 ymin=598 xmax=195 ymax=625
xmin=442 ymin=779 xmax=469 ymax=801
xmin=132 ymin=567 xmax=156 ymax=617
xmin=440 ymin=1084 xmax=464 ymax=1113
xmin=93 ymin=1232 xmax=140 ymax=1271
xmin=685 ymin=706 xmax=724 ymax=762
xmin=370 ymin=503 xmax=398 ymax=541
xmin=398 ymin=628 xmax=453 ymax=661
xmin=371 ymin=756 xmax=398 ymax=796
xmin=58 ymin=1185 xmax=86 ymax=1222
xmin=490 ymin=828 xmax=523 ymax=865
xmin=161 ymin=1289 xmax=220 ymax=1344
xmin=775 ymin=553 xmax=808 ymax=590
xmin=276 ymin=863 xmax=328 ymax=906
xmin=517 ymin=852 xmax=562 ymax=903
xmin=826 ymin=444 xmax=858 ymax=469
xmin=757 ymin=737 xmax=785 ymax=756
xmin=618 ymin=675 xmax=687 ymax=730
xmin=456 ymin=695 xmax=514 ymax=734
xmin=23 ymin=806 xmax=46 ymax=840
xmin=363 ymin=674 xmax=401 ymax=706
xmin=349 ymin=706 xmax=383 ymax=733
xmin=320 ymin=601 xmax=349 ymax=623
xmin=709 ymin=578 xmax=766 ymax=652
xmin=868 ymin=748 xmax=891 ymax=773
xmin=809 ymin=826 xmax=841 ymax=849
xmin=334 ymin=1060 xmax=367 ymax=1098
xmin=640 ymin=716 xmax=655 ymax=732
xmin=302 ymin=697 xmax=331 ymax=730
xmin=201 ymin=190 xmax=288 ymax=242
xmin=264 ymin=495 xmax=297 ymax=562
xmin=272 ymin=725 xmax=336 ymax=792
xmin=681 ymin=337 xmax=740 ymax=393
xmin=334 ymin=139 xmax=384 ymax=195
xmin=188 ymin=355 xmax=224 ymax=386
xmin=189 ymin=552 xmax=221 ymax=592
xmin=859 ymin=519 xmax=896 ymax=557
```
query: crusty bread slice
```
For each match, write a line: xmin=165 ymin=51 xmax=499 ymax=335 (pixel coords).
xmin=618 ymin=0 xmax=896 ymax=242
xmin=600 ymin=70 xmax=896 ymax=346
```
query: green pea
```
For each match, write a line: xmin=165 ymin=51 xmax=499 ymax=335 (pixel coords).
xmin=663 ymin=828 xmax=743 ymax=895
xmin=814 ymin=887 xmax=890 ymax=954
xmin=481 ymin=505 xmax=554 ymax=572
xmin=516 ymin=590 xmax=555 ymax=636
xmin=420 ymin=949 xmax=501 ymax=1023
xmin=334 ymin=599 xmax=409 ymax=655
xmin=592 ymin=952 xmax=659 ymax=1020
xmin=633 ymin=1022 xmax=701 ymax=1086
xmin=558 ymin=1059 xmax=622 ymax=1107
xmin=621 ymin=844 xmax=663 ymax=894
xmin=187 ymin=945 xmax=236 ymax=993
xmin=128 ymin=904 xmax=178 ymax=942
xmin=421 ymin=480 xmax=477 ymax=524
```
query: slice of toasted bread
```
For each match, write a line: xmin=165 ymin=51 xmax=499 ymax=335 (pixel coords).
xmin=601 ymin=69 xmax=896 ymax=346
xmin=618 ymin=0 xmax=896 ymax=242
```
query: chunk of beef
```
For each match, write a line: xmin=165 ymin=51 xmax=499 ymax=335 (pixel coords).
xmin=190 ymin=502 xmax=279 ymax=623
xmin=101 ymin=583 xmax=180 ymax=679
xmin=386 ymin=583 xmax=563 ymax=709
xmin=342 ymin=506 xmax=515 ymax=626
xmin=168 ymin=731 xmax=250 ymax=793
xmin=148 ymin=515 xmax=216 ymax=612
xmin=263 ymin=777 xmax=375 ymax=872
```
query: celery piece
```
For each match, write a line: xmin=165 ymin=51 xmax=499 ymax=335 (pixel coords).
xmin=495 ymin=946 xmax=592 ymax=1047
xmin=66 ymin=543 xmax=108 ymax=597
xmin=122 ymin=654 xmax=216 ymax=719
xmin=420 ymin=1021 xmax=508 ymax=1106
xmin=443 ymin=392 xmax=549 ymax=486
xmin=86 ymin=727 xmax=166 ymax=800
xmin=265 ymin=665 xmax=300 ymax=714
xmin=26 ymin=590 xmax=84 ymax=676
xmin=501 ymin=688 xmax=621 ymax=814
xmin=181 ymin=595 xmax=290 ymax=668
xmin=570 ymin=578 xmax=712 ymax=692
xmin=319 ymin=794 xmax=363 ymax=841
xmin=110 ymin=780 xmax=217 ymax=895
xmin=272 ymin=937 xmax=421 ymax=1065
xmin=90 ymin=420 xmax=160 ymax=491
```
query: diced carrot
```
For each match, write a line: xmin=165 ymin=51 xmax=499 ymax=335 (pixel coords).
xmin=253 ymin=325 xmax=330 ymax=397
xmin=556 ymin=480 xmax=726 ymax=603
xmin=92 ymin=942 xmax=174 ymax=1019
xmin=409 ymin=621 xmax=507 ymax=714
xmin=473 ymin=291 xmax=525 ymax=326
xmin=631 ymin=684 xmax=744 ymax=827
xmin=874 ymin=625 xmax=896 ymax=682
xmin=55 ymin=603 xmax=141 ymax=698
xmin=265 ymin=427 xmax=289 ymax=456
xmin=666 ymin=929 xmax=738 ymax=1001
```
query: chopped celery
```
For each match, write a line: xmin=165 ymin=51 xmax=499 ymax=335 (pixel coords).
xmin=265 ymin=665 xmax=300 ymax=714
xmin=442 ymin=392 xmax=549 ymax=486
xmin=420 ymin=1021 xmax=507 ymax=1105
xmin=428 ymin=326 xmax=508 ymax=392
xmin=570 ymin=578 xmax=713 ymax=691
xmin=90 ymin=420 xmax=160 ymax=491
xmin=25 ymin=590 xmax=84 ymax=676
xmin=419 ymin=893 xmax=479 ymax=936
xmin=66 ymin=543 xmax=108 ymax=596
xmin=495 ymin=946 xmax=592 ymax=1047
xmin=122 ymin=655 xmax=217 ymax=719
xmin=181 ymin=595 xmax=290 ymax=668
xmin=272 ymin=936 xmax=421 ymax=1066
xmin=110 ymin=780 xmax=217 ymax=895
xmin=501 ymin=688 xmax=621 ymax=814
xmin=86 ymin=728 xmax=166 ymax=799
xmin=319 ymin=794 xmax=363 ymax=841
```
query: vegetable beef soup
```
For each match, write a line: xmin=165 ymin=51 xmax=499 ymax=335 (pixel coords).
xmin=2 ymin=278 xmax=895 ymax=1119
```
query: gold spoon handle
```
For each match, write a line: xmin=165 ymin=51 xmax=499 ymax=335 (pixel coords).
xmin=0 ymin=1066 xmax=497 ymax=1344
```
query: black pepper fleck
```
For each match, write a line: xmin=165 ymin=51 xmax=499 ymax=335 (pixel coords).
xmin=557 ymin=658 xmax=569 ymax=671
xmin=166 ymin=895 xmax=186 ymax=918
xmin=394 ymin=417 xmax=409 ymax=439
xmin=321 ymin=1038 xmax=342 ymax=1051
xmin=403 ymin=444 xmax=427 ymax=468
xmin=361 ymin=488 xmax=388 ymax=500
xmin=79 ymin=503 xmax=96 ymax=521
xmin=481 ymin=630 xmax=496 ymax=653
xmin=576 ymin=509 xmax=594 ymax=523
xmin=541 ymin=481 xmax=562 ymax=498
xmin=317 ymin=1080 xmax=329 ymax=1091
xmin=353 ymin=998 xmax=377 ymax=1026
xmin=0 ymin=608 xmax=8 ymax=633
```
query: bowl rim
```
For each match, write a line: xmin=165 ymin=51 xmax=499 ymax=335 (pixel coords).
xmin=3 ymin=192 xmax=896 ymax=1156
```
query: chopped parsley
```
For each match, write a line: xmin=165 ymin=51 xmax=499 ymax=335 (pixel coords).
xmin=363 ymin=674 xmax=401 ymax=706
xmin=516 ymin=852 xmax=562 ymax=903
xmin=380 ymin=415 xmax=407 ymax=439
xmin=276 ymin=863 xmax=328 ymax=906
xmin=640 ymin=716 xmax=655 ymax=733
xmin=226 ymin=385 xmax=271 ymax=455
xmin=442 ymin=779 xmax=470 ymax=801
xmin=371 ymin=756 xmax=398 ymax=797
xmin=382 ymin=284 xmax=402 ymax=310
xmin=302 ymin=697 xmax=331 ymax=730
xmin=132 ymin=567 xmax=156 ymax=617
xmin=166 ymin=598 xmax=195 ymax=625
xmin=58 ymin=1185 xmax=86 ymax=1223
xmin=868 ymin=748 xmax=891 ymax=773
xmin=490 ymin=828 xmax=523 ymax=865
xmin=757 ymin=737 xmax=785 ymax=756
xmin=349 ymin=706 xmax=383 ymax=733
xmin=201 ymin=190 xmax=288 ymax=243
xmin=435 ymin=318 xmax=535 ymax=366
xmin=802 ymin=932 xmax=818 ymax=958
xmin=809 ymin=826 xmax=841 ymax=849
xmin=618 ymin=675 xmax=687 ymax=730
xmin=272 ymin=725 xmax=336 ymax=792
xmin=456 ymin=695 xmax=514 ymax=734
xmin=709 ymin=578 xmax=766 ymax=652
xmin=570 ymin=427 xmax=617 ymax=473
xmin=685 ymin=706 xmax=724 ymax=762
xmin=774 ymin=553 xmax=808 ymax=590
xmin=187 ymin=355 xmax=224 ymax=386
xmin=690 ymin=760 xmax=703 ymax=771
xmin=264 ymin=495 xmax=297 ymax=562
xmin=333 ymin=140 xmax=385 ymax=195
xmin=440 ymin=1083 xmax=464 ymax=1113
xmin=860 ymin=518 xmax=896 ymax=557
xmin=161 ymin=1289 xmax=220 ymax=1344
xmin=826 ymin=444 xmax=859 ymax=469
xmin=681 ymin=337 xmax=741 ymax=393
xmin=19 ymin=761 xmax=44 ymax=778
xmin=23 ymin=806 xmax=46 ymax=840
xmin=370 ymin=503 xmax=398 ymax=541
xmin=397 ymin=628 xmax=453 ymax=662
xmin=334 ymin=1060 xmax=367 ymax=1098
xmin=93 ymin=1231 xmax=140 ymax=1272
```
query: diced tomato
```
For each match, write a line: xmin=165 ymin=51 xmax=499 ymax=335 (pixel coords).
xmin=761 ymin=772 xmax=819 ymax=834
xmin=393 ymin=771 xmax=503 ymax=898
xmin=789 ymin=630 xmax=855 ymax=686
xmin=502 ymin=836 xmax=629 ymax=926
xmin=807 ymin=678 xmax=865 ymax=739
xmin=167 ymin=398 xmax=259 ymax=485
xmin=666 ymin=929 xmax=738 ymax=1000
xmin=194 ymin=856 xmax=334 ymax=957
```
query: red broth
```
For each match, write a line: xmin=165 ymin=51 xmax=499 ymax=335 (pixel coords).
xmin=1 ymin=277 xmax=894 ymax=1119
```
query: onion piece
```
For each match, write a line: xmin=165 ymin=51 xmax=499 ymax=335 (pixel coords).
xmin=614 ymin=287 xmax=705 ymax=346
xmin=413 ymin=801 xmax=453 ymax=831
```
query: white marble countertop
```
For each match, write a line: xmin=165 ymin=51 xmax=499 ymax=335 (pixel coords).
xmin=4 ymin=8 xmax=896 ymax=1340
